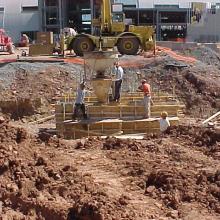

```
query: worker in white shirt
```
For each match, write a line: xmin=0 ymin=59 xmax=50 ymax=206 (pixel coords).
xmin=159 ymin=111 xmax=170 ymax=133
xmin=113 ymin=61 xmax=124 ymax=102
xmin=72 ymin=82 xmax=88 ymax=120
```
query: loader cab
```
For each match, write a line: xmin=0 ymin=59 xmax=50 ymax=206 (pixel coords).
xmin=111 ymin=4 xmax=125 ymax=33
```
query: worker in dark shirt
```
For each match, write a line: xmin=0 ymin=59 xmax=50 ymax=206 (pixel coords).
xmin=113 ymin=61 xmax=124 ymax=102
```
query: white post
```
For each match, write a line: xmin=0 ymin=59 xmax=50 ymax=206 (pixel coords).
xmin=137 ymin=0 xmax=139 ymax=25
xmin=90 ymin=0 xmax=94 ymax=34
xmin=2 ymin=1 xmax=5 ymax=29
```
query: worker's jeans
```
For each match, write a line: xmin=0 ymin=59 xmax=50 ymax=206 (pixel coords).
xmin=73 ymin=103 xmax=87 ymax=119
xmin=114 ymin=79 xmax=122 ymax=101
xmin=143 ymin=96 xmax=151 ymax=118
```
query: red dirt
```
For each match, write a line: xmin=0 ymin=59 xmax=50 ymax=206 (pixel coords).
xmin=145 ymin=62 xmax=220 ymax=117
xmin=1 ymin=121 xmax=220 ymax=219
xmin=157 ymin=46 xmax=197 ymax=63
xmin=1 ymin=66 xmax=76 ymax=100
xmin=0 ymin=46 xmax=220 ymax=219
xmin=0 ymin=66 xmax=77 ymax=119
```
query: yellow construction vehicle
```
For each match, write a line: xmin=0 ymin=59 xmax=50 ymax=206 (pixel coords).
xmin=64 ymin=0 xmax=155 ymax=56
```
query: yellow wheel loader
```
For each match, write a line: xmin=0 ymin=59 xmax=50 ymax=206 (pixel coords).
xmin=64 ymin=0 xmax=155 ymax=56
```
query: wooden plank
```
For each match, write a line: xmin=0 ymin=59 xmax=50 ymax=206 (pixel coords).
xmin=202 ymin=111 xmax=220 ymax=125
xmin=29 ymin=115 xmax=55 ymax=124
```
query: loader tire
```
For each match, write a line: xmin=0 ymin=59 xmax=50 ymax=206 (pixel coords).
xmin=72 ymin=36 xmax=95 ymax=57
xmin=117 ymin=35 xmax=139 ymax=55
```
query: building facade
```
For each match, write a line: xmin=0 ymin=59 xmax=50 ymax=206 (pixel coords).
xmin=187 ymin=3 xmax=220 ymax=42
xmin=1 ymin=0 xmax=220 ymax=43
xmin=38 ymin=0 xmax=92 ymax=35
xmin=39 ymin=0 xmax=220 ymax=42
xmin=0 ymin=0 xmax=40 ymax=43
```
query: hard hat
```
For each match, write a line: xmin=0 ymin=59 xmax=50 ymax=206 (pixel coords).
xmin=141 ymin=79 xmax=146 ymax=83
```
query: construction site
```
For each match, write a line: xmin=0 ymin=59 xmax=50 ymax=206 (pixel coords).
xmin=0 ymin=0 xmax=220 ymax=220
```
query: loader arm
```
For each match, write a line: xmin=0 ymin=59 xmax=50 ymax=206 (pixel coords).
xmin=101 ymin=0 xmax=112 ymax=33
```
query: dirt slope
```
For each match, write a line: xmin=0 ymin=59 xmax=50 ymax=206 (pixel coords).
xmin=139 ymin=55 xmax=220 ymax=117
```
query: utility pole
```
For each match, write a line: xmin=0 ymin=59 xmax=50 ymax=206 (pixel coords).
xmin=137 ymin=0 xmax=139 ymax=25
xmin=58 ymin=0 xmax=62 ymax=35
xmin=90 ymin=0 xmax=94 ymax=34
xmin=2 ymin=2 xmax=5 ymax=29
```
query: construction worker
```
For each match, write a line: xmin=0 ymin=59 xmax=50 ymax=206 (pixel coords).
xmin=19 ymin=34 xmax=29 ymax=47
xmin=72 ymin=82 xmax=88 ymax=120
xmin=113 ymin=61 xmax=124 ymax=102
xmin=138 ymin=79 xmax=152 ymax=118
xmin=160 ymin=111 xmax=170 ymax=133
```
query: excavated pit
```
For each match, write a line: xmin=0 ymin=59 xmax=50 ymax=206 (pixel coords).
xmin=0 ymin=98 xmax=42 ymax=119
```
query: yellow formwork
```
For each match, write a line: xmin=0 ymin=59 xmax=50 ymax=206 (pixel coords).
xmin=62 ymin=119 xmax=123 ymax=139
xmin=55 ymin=103 xmax=184 ymax=119
xmin=55 ymin=93 xmax=184 ymax=139
xmin=59 ymin=117 xmax=179 ymax=139
xmin=58 ymin=95 xmax=178 ymax=104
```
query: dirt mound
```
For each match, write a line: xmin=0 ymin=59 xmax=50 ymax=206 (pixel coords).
xmin=0 ymin=122 xmax=28 ymax=175
xmin=0 ymin=63 xmax=82 ymax=119
xmin=169 ymin=125 xmax=220 ymax=159
xmin=141 ymin=55 xmax=220 ymax=117
xmin=1 ymin=121 xmax=220 ymax=219
xmin=0 ymin=123 xmax=138 ymax=219
xmin=182 ymin=45 xmax=220 ymax=67
xmin=169 ymin=125 xmax=220 ymax=144
xmin=75 ymin=137 xmax=103 ymax=149
xmin=103 ymin=137 xmax=142 ymax=151
xmin=68 ymin=193 xmax=130 ymax=220
xmin=0 ymin=121 xmax=27 ymax=144
xmin=75 ymin=137 xmax=142 ymax=151
xmin=145 ymin=168 xmax=220 ymax=214
xmin=1 ymin=52 xmax=220 ymax=119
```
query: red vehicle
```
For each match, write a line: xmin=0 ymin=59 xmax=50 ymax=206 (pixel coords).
xmin=0 ymin=29 xmax=14 ymax=54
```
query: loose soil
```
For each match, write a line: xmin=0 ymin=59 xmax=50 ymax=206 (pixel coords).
xmin=1 ymin=121 xmax=220 ymax=219
xmin=137 ymin=56 xmax=220 ymax=117
xmin=0 ymin=45 xmax=220 ymax=219
xmin=0 ymin=63 xmax=83 ymax=119
xmin=1 ymin=45 xmax=220 ymax=119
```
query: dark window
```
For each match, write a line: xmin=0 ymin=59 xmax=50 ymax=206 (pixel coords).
xmin=67 ymin=0 xmax=91 ymax=33
xmin=0 ymin=7 xmax=4 ymax=12
xmin=160 ymin=12 xmax=187 ymax=23
xmin=45 ymin=0 xmax=58 ymax=7
xmin=46 ymin=8 xmax=59 ymax=25
xmin=22 ymin=6 xmax=38 ymax=11
xmin=139 ymin=11 xmax=154 ymax=24
xmin=112 ymin=13 xmax=124 ymax=22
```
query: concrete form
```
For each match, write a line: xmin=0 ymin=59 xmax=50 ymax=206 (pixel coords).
xmin=55 ymin=92 xmax=184 ymax=139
